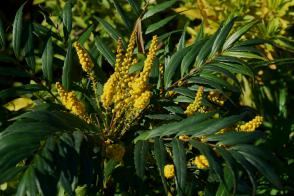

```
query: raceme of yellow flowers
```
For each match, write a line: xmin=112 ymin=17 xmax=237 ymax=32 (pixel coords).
xmin=56 ymin=82 xmax=91 ymax=123
xmin=164 ymin=164 xmax=175 ymax=179
xmin=184 ymin=86 xmax=205 ymax=116
xmin=194 ymin=155 xmax=209 ymax=169
xmin=236 ymin=115 xmax=263 ymax=132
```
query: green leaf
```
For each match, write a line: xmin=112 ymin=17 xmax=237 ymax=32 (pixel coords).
xmin=12 ymin=3 xmax=25 ymax=58
xmin=62 ymin=41 xmax=74 ymax=90
xmin=164 ymin=46 xmax=191 ymax=88
xmin=143 ymin=0 xmax=177 ymax=19
xmin=146 ymin=15 xmax=176 ymax=34
xmin=42 ymin=37 xmax=53 ymax=82
xmin=16 ymin=167 xmax=39 ymax=196
xmin=129 ymin=61 xmax=144 ymax=74
xmin=223 ymin=20 xmax=257 ymax=50
xmin=172 ymin=139 xmax=186 ymax=195
xmin=24 ymin=22 xmax=35 ymax=70
xmin=0 ymin=84 xmax=44 ymax=104
xmin=112 ymin=0 xmax=132 ymax=31
xmin=78 ymin=25 xmax=94 ymax=45
xmin=222 ymin=51 xmax=265 ymax=60
xmin=126 ymin=0 xmax=140 ymax=16
xmin=134 ymin=141 xmax=149 ymax=179
xmin=210 ymin=19 xmax=234 ymax=56
xmin=145 ymin=114 xmax=182 ymax=121
xmin=181 ymin=39 xmax=205 ymax=76
xmin=194 ymin=35 xmax=216 ymax=68
xmin=0 ymin=18 xmax=5 ymax=48
xmin=154 ymin=138 xmax=168 ymax=194
xmin=134 ymin=113 xmax=212 ymax=142
xmin=62 ymin=1 xmax=72 ymax=40
xmin=232 ymin=145 xmax=282 ymax=188
xmin=209 ymin=62 xmax=253 ymax=78
xmin=177 ymin=24 xmax=187 ymax=51
xmin=94 ymin=17 xmax=126 ymax=48
xmin=94 ymin=36 xmax=115 ymax=67
xmin=179 ymin=113 xmax=246 ymax=137
xmin=207 ymin=131 xmax=264 ymax=145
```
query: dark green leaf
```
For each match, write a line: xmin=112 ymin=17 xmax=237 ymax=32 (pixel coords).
xmin=62 ymin=1 xmax=72 ymax=40
xmin=0 ymin=18 xmax=5 ymax=48
xmin=42 ymin=37 xmax=53 ymax=82
xmin=143 ymin=0 xmax=177 ymax=19
xmin=134 ymin=113 xmax=212 ymax=142
xmin=12 ymin=3 xmax=25 ymax=58
xmin=78 ymin=25 xmax=94 ymax=45
xmin=94 ymin=36 xmax=115 ymax=67
xmin=154 ymin=138 xmax=168 ymax=193
xmin=62 ymin=41 xmax=74 ymax=90
xmin=172 ymin=139 xmax=186 ymax=195
xmin=223 ymin=20 xmax=257 ymax=50
xmin=126 ymin=0 xmax=140 ymax=16
xmin=24 ymin=22 xmax=35 ymax=70
xmin=222 ymin=51 xmax=265 ymax=60
xmin=146 ymin=15 xmax=176 ymax=34
xmin=134 ymin=141 xmax=149 ymax=178
xmin=164 ymin=46 xmax=191 ymax=88
xmin=145 ymin=114 xmax=182 ymax=121
xmin=112 ymin=0 xmax=132 ymax=31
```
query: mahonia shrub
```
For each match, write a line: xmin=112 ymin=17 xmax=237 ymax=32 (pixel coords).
xmin=0 ymin=0 xmax=287 ymax=195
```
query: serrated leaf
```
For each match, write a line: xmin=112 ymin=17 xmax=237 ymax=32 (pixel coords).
xmin=164 ymin=46 xmax=191 ymax=88
xmin=194 ymin=35 xmax=217 ymax=67
xmin=146 ymin=15 xmax=176 ymax=34
xmin=94 ymin=36 xmax=115 ymax=67
xmin=42 ymin=37 xmax=53 ymax=82
xmin=223 ymin=20 xmax=258 ymax=50
xmin=62 ymin=41 xmax=74 ymax=90
xmin=143 ymin=0 xmax=177 ymax=19
xmin=172 ymin=139 xmax=186 ymax=195
xmin=134 ymin=141 xmax=148 ymax=179
xmin=78 ymin=25 xmax=94 ymax=45
xmin=0 ymin=19 xmax=5 ymax=48
xmin=208 ymin=131 xmax=264 ymax=145
xmin=12 ymin=3 xmax=25 ymax=58
xmin=62 ymin=1 xmax=72 ymax=40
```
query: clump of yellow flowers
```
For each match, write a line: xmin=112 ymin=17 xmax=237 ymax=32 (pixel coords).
xmin=236 ymin=115 xmax=263 ymax=132
xmin=55 ymin=82 xmax=91 ymax=123
xmin=164 ymin=164 xmax=175 ymax=179
xmin=184 ymin=86 xmax=205 ymax=116
xmin=194 ymin=155 xmax=209 ymax=169
xmin=207 ymin=91 xmax=225 ymax=106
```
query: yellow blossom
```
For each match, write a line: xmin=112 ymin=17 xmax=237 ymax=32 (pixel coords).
xmin=106 ymin=143 xmax=125 ymax=162
xmin=164 ymin=164 xmax=175 ymax=179
xmin=73 ymin=42 xmax=94 ymax=73
xmin=194 ymin=155 xmax=209 ymax=169
xmin=101 ymin=73 xmax=117 ymax=108
xmin=207 ymin=91 xmax=225 ymax=106
xmin=179 ymin=135 xmax=190 ymax=142
xmin=236 ymin=115 xmax=263 ymax=132
xmin=56 ymin=82 xmax=90 ymax=123
xmin=134 ymin=91 xmax=152 ymax=109
xmin=185 ymin=86 xmax=204 ymax=116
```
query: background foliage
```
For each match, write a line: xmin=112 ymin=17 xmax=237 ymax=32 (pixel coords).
xmin=0 ymin=0 xmax=294 ymax=195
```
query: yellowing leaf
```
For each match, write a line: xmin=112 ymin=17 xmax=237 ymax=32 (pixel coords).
xmin=173 ymin=7 xmax=202 ymax=20
xmin=4 ymin=97 xmax=34 ymax=111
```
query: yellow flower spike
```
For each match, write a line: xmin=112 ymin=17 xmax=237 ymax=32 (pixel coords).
xmin=184 ymin=86 xmax=204 ymax=116
xmin=73 ymin=42 xmax=94 ymax=74
xmin=194 ymin=155 xmax=209 ymax=169
xmin=55 ymin=82 xmax=91 ymax=123
xmin=101 ymin=73 xmax=117 ymax=109
xmin=207 ymin=91 xmax=225 ymax=106
xmin=164 ymin=164 xmax=175 ymax=179
xmin=236 ymin=115 xmax=263 ymax=132
xmin=134 ymin=91 xmax=152 ymax=109
xmin=114 ymin=38 xmax=124 ymax=72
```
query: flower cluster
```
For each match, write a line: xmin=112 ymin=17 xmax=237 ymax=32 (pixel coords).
xmin=194 ymin=155 xmax=209 ymax=169
xmin=105 ymin=143 xmax=125 ymax=162
xmin=184 ymin=86 xmax=204 ymax=116
xmin=207 ymin=91 xmax=225 ymax=106
xmin=164 ymin=164 xmax=175 ymax=179
xmin=236 ymin=115 xmax=263 ymax=132
xmin=56 ymin=82 xmax=90 ymax=123
xmin=74 ymin=42 xmax=94 ymax=74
